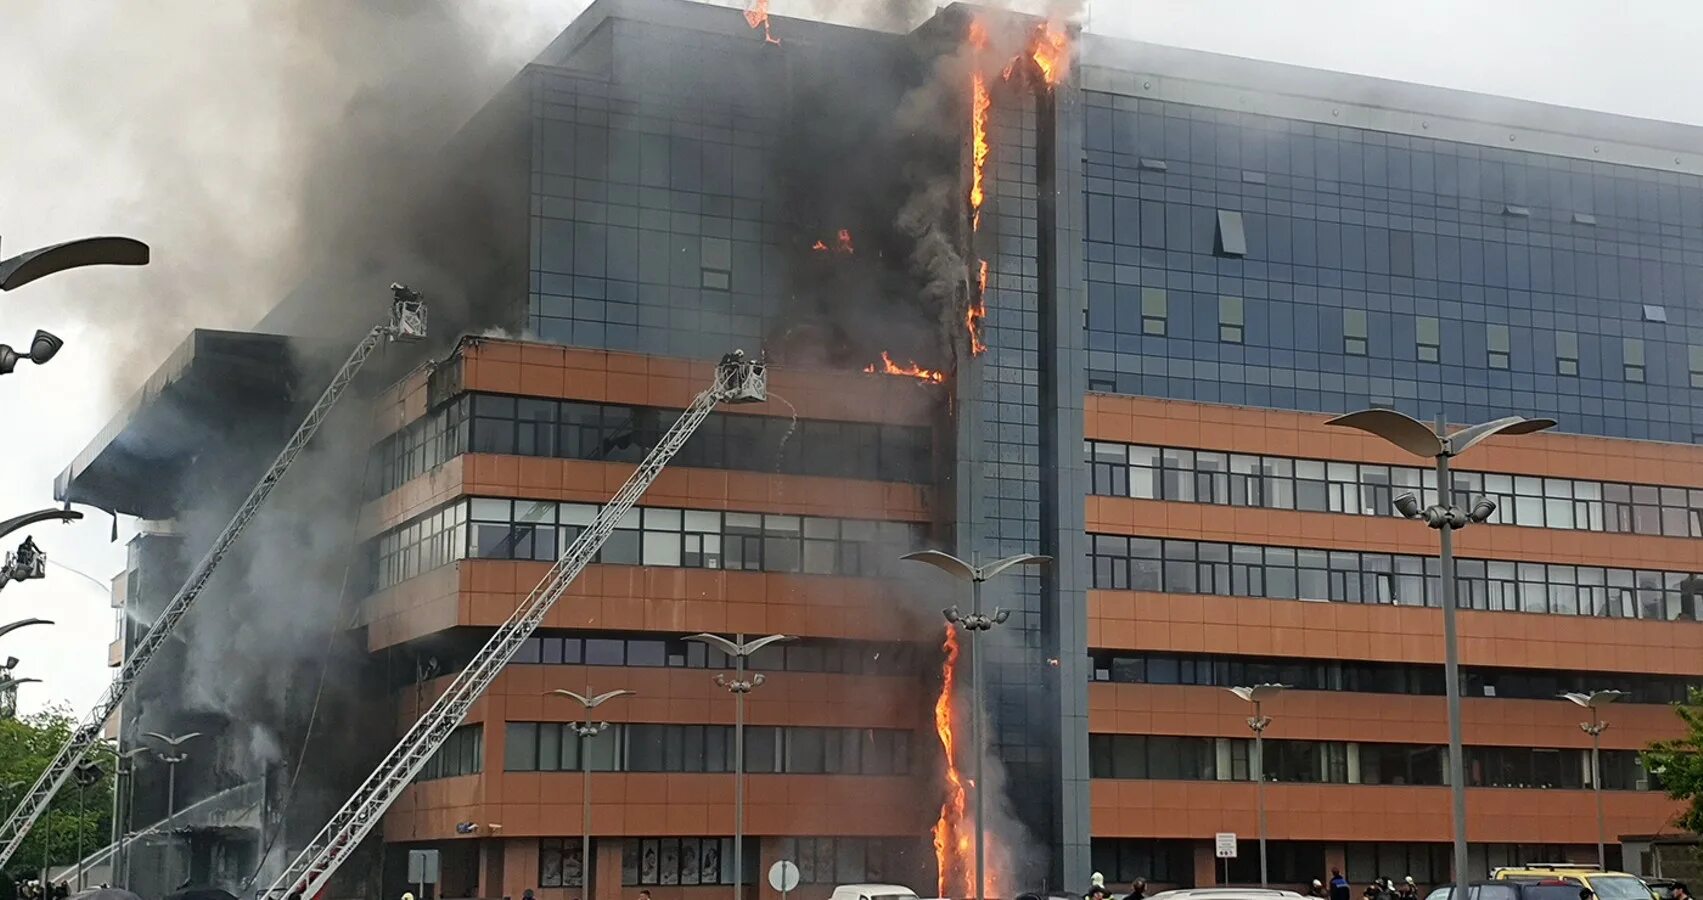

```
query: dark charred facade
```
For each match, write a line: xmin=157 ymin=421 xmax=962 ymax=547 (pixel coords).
xmin=58 ymin=1 xmax=1703 ymax=898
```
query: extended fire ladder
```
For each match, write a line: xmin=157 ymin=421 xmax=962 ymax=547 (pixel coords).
xmin=0 ymin=286 xmax=428 ymax=871
xmin=261 ymin=351 xmax=768 ymax=900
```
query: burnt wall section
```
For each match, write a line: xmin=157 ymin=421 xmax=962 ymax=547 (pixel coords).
xmin=1038 ymin=74 xmax=1093 ymax=884
xmin=523 ymin=3 xmax=956 ymax=371
xmin=953 ymin=77 xmax=1059 ymax=884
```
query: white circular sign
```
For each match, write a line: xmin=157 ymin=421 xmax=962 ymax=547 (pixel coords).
xmin=769 ymin=860 xmax=801 ymax=893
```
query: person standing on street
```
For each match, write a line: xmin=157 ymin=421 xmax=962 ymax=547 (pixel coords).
xmin=1331 ymin=869 xmax=1351 ymax=900
xmin=1128 ymin=879 xmax=1147 ymax=900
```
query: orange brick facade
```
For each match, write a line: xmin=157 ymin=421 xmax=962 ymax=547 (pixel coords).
xmin=355 ymin=344 xmax=1698 ymax=899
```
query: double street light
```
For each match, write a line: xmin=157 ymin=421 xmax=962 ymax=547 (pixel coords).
xmin=1226 ymin=684 xmax=1285 ymax=888
xmin=900 ymin=550 xmax=1050 ymax=900
xmin=0 ymin=235 xmax=149 ymax=377
xmin=544 ymin=687 xmax=635 ymax=897
xmin=1563 ymin=690 xmax=1628 ymax=870
xmin=1327 ymin=409 xmax=1555 ymax=884
xmin=686 ymin=633 xmax=793 ymax=900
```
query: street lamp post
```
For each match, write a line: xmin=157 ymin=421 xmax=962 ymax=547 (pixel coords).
xmin=1227 ymin=684 xmax=1285 ymax=887
xmin=72 ymin=762 xmax=103 ymax=891
xmin=899 ymin=551 xmax=1051 ymax=900
xmin=545 ymin=687 xmax=635 ymax=898
xmin=111 ymin=747 xmax=148 ymax=889
xmin=686 ymin=633 xmax=792 ymax=900
xmin=1563 ymin=690 xmax=1628 ymax=869
xmin=143 ymin=732 xmax=202 ymax=822
xmin=145 ymin=731 xmax=201 ymax=888
xmin=1327 ymin=410 xmax=1556 ymax=883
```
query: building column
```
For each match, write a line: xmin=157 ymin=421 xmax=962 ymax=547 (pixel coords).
xmin=595 ymin=839 xmax=623 ymax=900
xmin=1325 ymin=846 xmax=1347 ymax=886
xmin=1194 ymin=843 xmax=1220 ymax=888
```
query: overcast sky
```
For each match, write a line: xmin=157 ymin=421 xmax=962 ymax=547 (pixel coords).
xmin=1 ymin=0 xmax=1699 ymax=719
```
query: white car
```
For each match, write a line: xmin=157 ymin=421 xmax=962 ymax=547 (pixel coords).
xmin=829 ymin=884 xmax=923 ymax=900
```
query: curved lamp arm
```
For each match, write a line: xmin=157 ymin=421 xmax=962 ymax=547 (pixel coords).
xmin=0 ymin=237 xmax=150 ymax=292
xmin=0 ymin=509 xmax=82 ymax=541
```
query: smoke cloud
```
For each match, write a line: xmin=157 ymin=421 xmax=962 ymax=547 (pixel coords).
xmin=1 ymin=0 xmax=566 ymax=395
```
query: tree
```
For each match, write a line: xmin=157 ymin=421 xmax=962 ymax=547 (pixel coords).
xmin=0 ymin=706 xmax=115 ymax=882
xmin=1643 ymin=687 xmax=1703 ymax=835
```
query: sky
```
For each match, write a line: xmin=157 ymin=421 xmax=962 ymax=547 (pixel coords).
xmin=0 ymin=0 xmax=1700 ymax=720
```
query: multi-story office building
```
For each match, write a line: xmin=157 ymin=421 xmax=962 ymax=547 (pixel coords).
xmin=57 ymin=0 xmax=1703 ymax=897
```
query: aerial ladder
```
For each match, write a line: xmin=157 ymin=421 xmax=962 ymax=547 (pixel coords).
xmin=262 ymin=350 xmax=769 ymax=900
xmin=0 ymin=286 xmax=428 ymax=871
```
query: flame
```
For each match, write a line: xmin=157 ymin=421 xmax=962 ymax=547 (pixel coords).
xmin=932 ymin=625 xmax=968 ymax=897
xmin=1030 ymin=25 xmax=1070 ymax=85
xmin=966 ymin=260 xmax=988 ymax=355
xmin=1004 ymin=23 xmax=1072 ymax=88
xmin=932 ymin=624 xmax=1005 ymax=897
xmin=969 ymin=71 xmax=991 ymax=230
xmin=743 ymin=0 xmax=780 ymax=44
xmin=863 ymin=351 xmax=945 ymax=384
xmin=811 ymin=229 xmax=854 ymax=254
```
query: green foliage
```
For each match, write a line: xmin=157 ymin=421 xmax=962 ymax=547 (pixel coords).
xmin=1643 ymin=687 xmax=1703 ymax=836
xmin=0 ymin=706 xmax=116 ymax=881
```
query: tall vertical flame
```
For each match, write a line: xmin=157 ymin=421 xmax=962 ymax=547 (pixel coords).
xmin=969 ymin=72 xmax=991 ymax=231
xmin=932 ymin=623 xmax=1005 ymax=897
xmin=933 ymin=630 xmax=960 ymax=893
xmin=743 ymin=0 xmax=780 ymax=44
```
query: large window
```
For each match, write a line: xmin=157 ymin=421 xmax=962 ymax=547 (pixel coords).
xmin=621 ymin=838 xmax=753 ymax=886
xmin=1087 ymin=440 xmax=1703 ymax=538
xmin=539 ymin=839 xmax=585 ymax=888
xmin=511 ymin=634 xmax=921 ymax=677
xmin=371 ymin=498 xmax=924 ymax=590
xmin=371 ymin=393 xmax=932 ymax=497
xmin=775 ymin=838 xmax=910 ymax=884
xmin=1088 ymin=532 xmax=1703 ymax=622
xmin=1088 ymin=734 xmax=1656 ymax=791
xmin=505 ymin=723 xmax=910 ymax=775
xmin=1089 ymin=839 xmax=1196 ymax=887
xmin=1087 ymin=650 xmax=1703 ymax=705
xmin=415 ymin=725 xmax=482 ymax=782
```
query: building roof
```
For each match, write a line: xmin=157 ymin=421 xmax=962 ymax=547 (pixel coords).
xmin=54 ymin=330 xmax=302 ymax=519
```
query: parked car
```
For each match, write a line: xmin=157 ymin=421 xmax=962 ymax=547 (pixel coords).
xmin=830 ymin=884 xmax=923 ymax=900
xmin=1150 ymin=889 xmax=1309 ymax=900
xmin=1645 ymin=881 xmax=1688 ymax=900
xmin=1426 ymin=881 xmax=1594 ymax=900
xmin=1493 ymin=866 xmax=1657 ymax=900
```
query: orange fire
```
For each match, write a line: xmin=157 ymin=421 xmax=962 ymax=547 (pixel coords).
xmin=932 ymin=625 xmax=969 ymax=897
xmin=966 ymin=260 xmax=988 ymax=355
xmin=1005 ymin=23 xmax=1071 ymax=87
xmin=932 ymin=624 xmax=1005 ymax=897
xmin=969 ymin=71 xmax=991 ymax=230
xmin=812 ymin=228 xmax=855 ymax=254
xmin=743 ymin=0 xmax=780 ymax=44
xmin=863 ymin=351 xmax=946 ymax=384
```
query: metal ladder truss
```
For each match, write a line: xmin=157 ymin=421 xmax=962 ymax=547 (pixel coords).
xmin=0 ymin=286 xmax=428 ymax=870
xmin=263 ymin=351 xmax=766 ymax=900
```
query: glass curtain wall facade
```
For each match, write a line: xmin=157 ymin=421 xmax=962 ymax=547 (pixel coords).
xmin=380 ymin=0 xmax=1703 ymax=890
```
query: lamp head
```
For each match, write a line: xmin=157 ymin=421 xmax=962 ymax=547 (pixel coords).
xmin=1393 ymin=492 xmax=1423 ymax=519
xmin=1468 ymin=497 xmax=1498 ymax=523
xmin=28 ymin=331 xmax=62 ymax=364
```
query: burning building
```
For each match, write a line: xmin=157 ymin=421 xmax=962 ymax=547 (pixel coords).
xmin=50 ymin=0 xmax=1703 ymax=897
